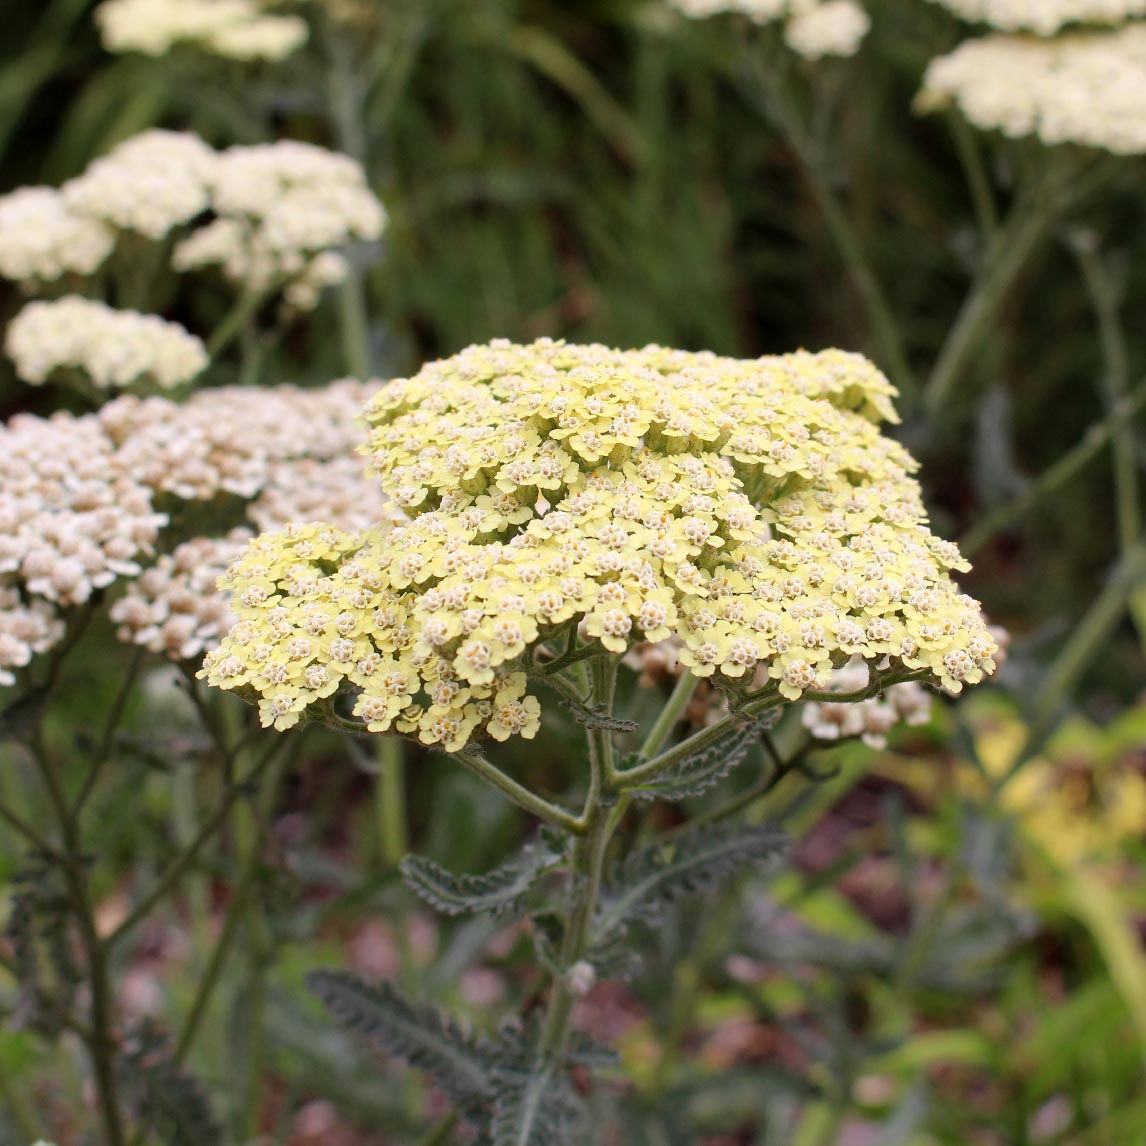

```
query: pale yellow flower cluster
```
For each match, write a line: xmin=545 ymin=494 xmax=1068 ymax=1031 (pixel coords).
xmin=926 ymin=0 xmax=1146 ymax=34
xmin=173 ymin=141 xmax=385 ymax=306
xmin=0 ymin=380 xmax=384 ymax=683
xmin=918 ymin=23 xmax=1146 ymax=153
xmin=669 ymin=0 xmax=870 ymax=58
xmin=0 ymin=188 xmax=115 ymax=285
xmin=202 ymin=339 xmax=997 ymax=746
xmin=97 ymin=0 xmax=307 ymax=61
xmin=6 ymin=297 xmax=208 ymax=391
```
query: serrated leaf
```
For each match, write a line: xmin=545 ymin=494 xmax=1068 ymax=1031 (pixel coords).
xmin=400 ymin=834 xmax=561 ymax=918
xmin=627 ymin=717 xmax=768 ymax=802
xmin=539 ymin=678 xmax=639 ymax=733
xmin=594 ymin=821 xmax=787 ymax=943
xmin=306 ymin=970 xmax=494 ymax=1105
xmin=491 ymin=1065 xmax=582 ymax=1146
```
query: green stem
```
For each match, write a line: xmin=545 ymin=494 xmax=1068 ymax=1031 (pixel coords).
xmin=948 ymin=111 xmax=997 ymax=239
xmin=637 ymin=672 xmax=699 ymax=761
xmin=959 ymin=379 xmax=1146 ymax=556
xmin=416 ymin=1110 xmax=460 ymax=1146
xmin=376 ymin=735 xmax=409 ymax=866
xmin=1074 ymin=241 xmax=1146 ymax=647
xmin=207 ymin=289 xmax=263 ymax=360
xmin=450 ymin=748 xmax=585 ymax=834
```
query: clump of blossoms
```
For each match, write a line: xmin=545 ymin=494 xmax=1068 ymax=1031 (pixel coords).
xmin=61 ymin=130 xmax=217 ymax=242
xmin=96 ymin=0 xmax=308 ymax=61
xmin=925 ymin=0 xmax=1146 ymax=34
xmin=6 ymin=297 xmax=208 ymax=391
xmin=202 ymin=338 xmax=998 ymax=741
xmin=668 ymin=0 xmax=870 ymax=59
xmin=173 ymin=141 xmax=385 ymax=306
xmin=0 ymin=379 xmax=385 ymax=684
xmin=917 ymin=23 xmax=1146 ymax=154
xmin=0 ymin=187 xmax=115 ymax=286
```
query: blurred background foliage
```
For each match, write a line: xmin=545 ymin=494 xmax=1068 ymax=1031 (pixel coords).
xmin=1 ymin=1 xmax=1144 ymax=1143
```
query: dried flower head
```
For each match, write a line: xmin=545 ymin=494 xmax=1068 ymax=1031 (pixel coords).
xmin=61 ymin=130 xmax=216 ymax=241
xmin=96 ymin=0 xmax=308 ymax=60
xmin=918 ymin=24 xmax=1146 ymax=153
xmin=0 ymin=187 xmax=115 ymax=285
xmin=203 ymin=339 xmax=996 ymax=743
xmin=924 ymin=0 xmax=1146 ymax=34
xmin=173 ymin=141 xmax=384 ymax=299
xmin=6 ymin=297 xmax=208 ymax=391
xmin=669 ymin=0 xmax=869 ymax=58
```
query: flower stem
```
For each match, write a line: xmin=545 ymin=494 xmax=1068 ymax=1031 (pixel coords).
xmin=637 ymin=671 xmax=699 ymax=762
xmin=375 ymin=735 xmax=409 ymax=866
xmin=450 ymin=748 xmax=586 ymax=834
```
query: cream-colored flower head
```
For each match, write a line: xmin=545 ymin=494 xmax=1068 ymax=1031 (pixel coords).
xmin=925 ymin=0 xmax=1146 ymax=34
xmin=669 ymin=0 xmax=869 ymax=57
xmin=0 ymin=187 xmax=115 ymax=285
xmin=202 ymin=339 xmax=996 ymax=745
xmin=96 ymin=0 xmax=307 ymax=61
xmin=173 ymin=141 xmax=384 ymax=299
xmin=62 ymin=130 xmax=216 ymax=241
xmin=784 ymin=0 xmax=870 ymax=58
xmin=918 ymin=24 xmax=1146 ymax=153
xmin=6 ymin=298 xmax=208 ymax=391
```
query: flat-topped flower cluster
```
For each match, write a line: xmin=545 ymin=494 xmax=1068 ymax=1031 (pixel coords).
xmin=925 ymin=0 xmax=1146 ymax=34
xmin=668 ymin=0 xmax=871 ymax=60
xmin=97 ymin=0 xmax=308 ymax=61
xmin=918 ymin=21 xmax=1146 ymax=154
xmin=202 ymin=339 xmax=998 ymax=746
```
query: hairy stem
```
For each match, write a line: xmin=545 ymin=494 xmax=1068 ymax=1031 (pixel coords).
xmin=450 ymin=748 xmax=586 ymax=834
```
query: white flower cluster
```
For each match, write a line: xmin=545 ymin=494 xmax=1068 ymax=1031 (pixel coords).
xmin=925 ymin=0 xmax=1146 ymax=34
xmin=0 ymin=188 xmax=115 ymax=285
xmin=669 ymin=0 xmax=870 ymax=58
xmin=1 ymin=379 xmax=388 ymax=681
xmin=801 ymin=655 xmax=931 ymax=748
xmin=173 ymin=141 xmax=385 ymax=306
xmin=6 ymin=297 xmax=208 ymax=391
xmin=61 ymin=130 xmax=216 ymax=241
xmin=110 ymin=531 xmax=251 ymax=660
xmin=96 ymin=0 xmax=308 ymax=61
xmin=918 ymin=23 xmax=1146 ymax=154
xmin=0 ymin=413 xmax=168 ymax=621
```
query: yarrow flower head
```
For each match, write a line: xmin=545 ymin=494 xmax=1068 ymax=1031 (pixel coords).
xmin=202 ymin=339 xmax=998 ymax=743
xmin=917 ymin=23 xmax=1146 ymax=154
xmin=668 ymin=0 xmax=870 ymax=59
xmin=0 ymin=187 xmax=115 ymax=285
xmin=96 ymin=0 xmax=308 ymax=61
xmin=6 ymin=297 xmax=208 ymax=391
xmin=924 ymin=0 xmax=1146 ymax=34
xmin=173 ymin=141 xmax=385 ymax=302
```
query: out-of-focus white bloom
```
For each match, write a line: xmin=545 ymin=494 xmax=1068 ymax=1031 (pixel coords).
xmin=97 ymin=0 xmax=307 ymax=61
xmin=6 ymin=298 xmax=208 ymax=390
xmin=801 ymin=656 xmax=933 ymax=749
xmin=62 ymin=130 xmax=216 ymax=240
xmin=784 ymin=0 xmax=869 ymax=58
xmin=918 ymin=24 xmax=1146 ymax=154
xmin=925 ymin=0 xmax=1146 ymax=35
xmin=0 ymin=187 xmax=115 ymax=284
xmin=669 ymin=0 xmax=789 ymax=20
xmin=669 ymin=0 xmax=868 ymax=58
xmin=173 ymin=140 xmax=384 ymax=299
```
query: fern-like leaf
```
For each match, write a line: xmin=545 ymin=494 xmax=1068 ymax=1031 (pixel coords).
xmin=491 ymin=1066 xmax=582 ymax=1146
xmin=306 ymin=970 xmax=495 ymax=1105
xmin=594 ymin=821 xmax=787 ymax=943
xmin=626 ymin=716 xmax=773 ymax=802
xmin=122 ymin=1021 xmax=222 ymax=1146
xmin=400 ymin=834 xmax=561 ymax=917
